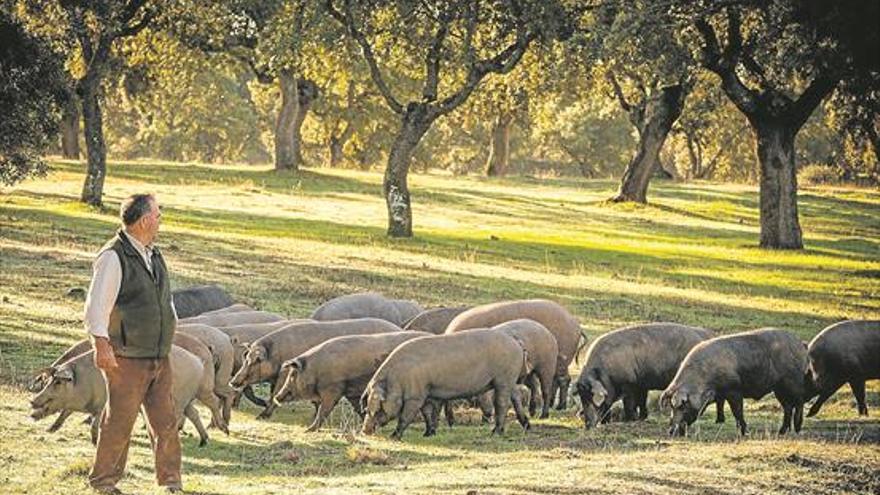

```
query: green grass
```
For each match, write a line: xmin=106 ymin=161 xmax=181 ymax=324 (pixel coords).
xmin=1 ymin=158 xmax=878 ymax=494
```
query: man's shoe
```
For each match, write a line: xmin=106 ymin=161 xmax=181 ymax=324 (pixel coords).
xmin=164 ymin=486 xmax=184 ymax=493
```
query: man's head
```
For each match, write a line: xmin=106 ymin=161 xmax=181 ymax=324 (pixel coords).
xmin=121 ymin=193 xmax=161 ymax=245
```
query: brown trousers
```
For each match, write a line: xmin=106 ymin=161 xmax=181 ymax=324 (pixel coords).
xmin=88 ymin=356 xmax=181 ymax=489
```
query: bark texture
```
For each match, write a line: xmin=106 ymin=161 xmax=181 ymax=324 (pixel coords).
xmin=611 ymin=84 xmax=686 ymax=203
xmin=486 ymin=113 xmax=513 ymax=177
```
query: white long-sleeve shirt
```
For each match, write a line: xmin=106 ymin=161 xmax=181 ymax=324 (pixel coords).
xmin=83 ymin=230 xmax=177 ymax=338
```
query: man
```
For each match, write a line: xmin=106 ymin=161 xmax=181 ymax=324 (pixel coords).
xmin=84 ymin=193 xmax=182 ymax=494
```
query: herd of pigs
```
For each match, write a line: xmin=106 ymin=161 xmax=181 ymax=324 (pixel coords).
xmin=27 ymin=286 xmax=880 ymax=448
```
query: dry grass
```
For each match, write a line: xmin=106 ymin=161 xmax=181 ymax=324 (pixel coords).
xmin=0 ymin=158 xmax=878 ymax=494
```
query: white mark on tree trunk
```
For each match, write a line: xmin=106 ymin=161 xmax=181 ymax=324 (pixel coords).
xmin=388 ymin=185 xmax=409 ymax=224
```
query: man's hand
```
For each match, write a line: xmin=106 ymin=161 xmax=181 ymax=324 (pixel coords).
xmin=92 ymin=337 xmax=118 ymax=370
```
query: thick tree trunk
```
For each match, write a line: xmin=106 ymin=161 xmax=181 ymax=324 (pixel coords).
xmin=274 ymin=71 xmax=299 ymax=171
xmin=486 ymin=113 xmax=513 ymax=177
xmin=61 ymin=96 xmax=80 ymax=159
xmin=611 ymin=85 xmax=685 ymax=203
xmin=385 ymin=105 xmax=431 ymax=237
xmin=79 ymin=78 xmax=106 ymax=207
xmin=754 ymin=122 xmax=803 ymax=249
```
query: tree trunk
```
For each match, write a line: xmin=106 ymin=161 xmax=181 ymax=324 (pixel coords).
xmin=274 ymin=70 xmax=299 ymax=171
xmin=611 ymin=84 xmax=686 ymax=203
xmin=486 ymin=113 xmax=513 ymax=177
xmin=289 ymin=79 xmax=318 ymax=168
xmin=79 ymin=78 xmax=106 ymax=207
xmin=385 ymin=105 xmax=432 ymax=237
xmin=61 ymin=95 xmax=80 ymax=159
xmin=755 ymin=122 xmax=803 ymax=249
xmin=329 ymin=137 xmax=345 ymax=167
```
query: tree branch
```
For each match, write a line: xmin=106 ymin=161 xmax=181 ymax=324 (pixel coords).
xmin=606 ymin=70 xmax=632 ymax=113
xmin=694 ymin=14 xmax=760 ymax=117
xmin=790 ymin=69 xmax=839 ymax=129
xmin=115 ymin=7 xmax=155 ymax=38
xmin=326 ymin=0 xmax=404 ymax=114
xmin=433 ymin=27 xmax=536 ymax=118
xmin=423 ymin=10 xmax=451 ymax=102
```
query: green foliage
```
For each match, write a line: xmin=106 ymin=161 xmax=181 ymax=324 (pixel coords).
xmin=103 ymin=30 xmax=270 ymax=163
xmin=800 ymin=164 xmax=842 ymax=186
xmin=0 ymin=9 xmax=66 ymax=185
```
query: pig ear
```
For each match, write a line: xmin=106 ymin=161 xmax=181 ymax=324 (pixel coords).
xmin=251 ymin=345 xmax=267 ymax=361
xmin=671 ymin=389 xmax=688 ymax=409
xmin=589 ymin=379 xmax=607 ymax=407
xmin=659 ymin=390 xmax=671 ymax=410
xmin=290 ymin=358 xmax=305 ymax=372
xmin=55 ymin=367 xmax=74 ymax=382
xmin=374 ymin=381 xmax=386 ymax=401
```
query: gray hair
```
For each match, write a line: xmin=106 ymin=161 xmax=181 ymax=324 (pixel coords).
xmin=120 ymin=193 xmax=155 ymax=226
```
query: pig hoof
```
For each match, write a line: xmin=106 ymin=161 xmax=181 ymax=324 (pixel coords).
xmin=423 ymin=429 xmax=435 ymax=437
xmin=257 ymin=411 xmax=272 ymax=420
xmin=539 ymin=412 xmax=549 ymax=419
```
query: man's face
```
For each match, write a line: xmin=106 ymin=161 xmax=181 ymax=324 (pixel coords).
xmin=140 ymin=199 xmax=161 ymax=243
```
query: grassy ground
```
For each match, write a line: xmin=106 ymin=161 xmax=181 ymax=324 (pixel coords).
xmin=1 ymin=158 xmax=878 ymax=495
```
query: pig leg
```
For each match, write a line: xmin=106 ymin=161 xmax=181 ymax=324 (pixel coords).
xmin=622 ymin=392 xmax=638 ymax=422
xmin=90 ymin=415 xmax=100 ymax=446
xmin=714 ymin=397 xmax=726 ymax=423
xmin=636 ymin=389 xmax=649 ymax=420
xmin=538 ymin=371 xmax=552 ymax=419
xmin=390 ymin=399 xmax=423 ymax=440
xmin=850 ymin=380 xmax=868 ymax=416
xmin=526 ymin=375 xmax=538 ymax=417
xmin=306 ymin=392 xmax=342 ymax=432
xmin=492 ymin=385 xmax=513 ymax=435
xmin=554 ymin=375 xmax=571 ymax=410
xmin=729 ymin=394 xmax=747 ymax=436
xmin=443 ymin=401 xmax=455 ymax=427
xmin=511 ymin=387 xmax=530 ymax=431
xmin=421 ymin=401 xmax=437 ymax=437
xmin=198 ymin=390 xmax=229 ymax=434
xmin=184 ymin=403 xmax=209 ymax=447
xmin=777 ymin=398 xmax=793 ymax=435
xmin=47 ymin=409 xmax=73 ymax=433
xmin=793 ymin=401 xmax=804 ymax=433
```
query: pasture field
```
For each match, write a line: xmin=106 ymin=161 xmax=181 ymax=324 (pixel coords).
xmin=1 ymin=159 xmax=879 ymax=494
